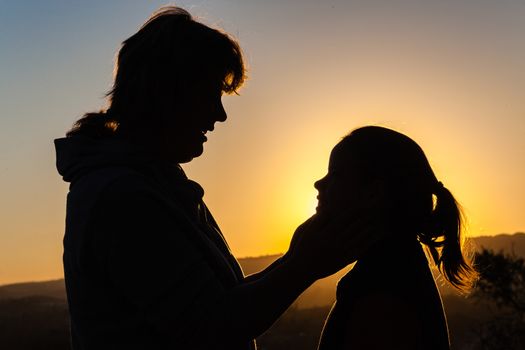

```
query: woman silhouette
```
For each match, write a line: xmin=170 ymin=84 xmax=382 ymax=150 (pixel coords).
xmin=55 ymin=6 xmax=378 ymax=350
xmin=316 ymin=126 xmax=477 ymax=350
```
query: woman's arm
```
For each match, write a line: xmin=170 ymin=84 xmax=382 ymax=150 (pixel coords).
xmin=241 ymin=255 xmax=288 ymax=284
xmin=193 ymin=213 xmax=382 ymax=348
xmin=95 ymin=177 xmax=379 ymax=349
xmin=202 ymin=251 xmax=315 ymax=344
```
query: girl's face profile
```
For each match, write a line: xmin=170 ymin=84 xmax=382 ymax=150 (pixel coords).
xmin=315 ymin=142 xmax=366 ymax=216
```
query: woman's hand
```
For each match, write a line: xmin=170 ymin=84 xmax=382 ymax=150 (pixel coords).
xmin=286 ymin=209 xmax=385 ymax=281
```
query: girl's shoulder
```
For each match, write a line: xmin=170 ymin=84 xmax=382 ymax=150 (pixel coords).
xmin=336 ymin=247 xmax=436 ymax=305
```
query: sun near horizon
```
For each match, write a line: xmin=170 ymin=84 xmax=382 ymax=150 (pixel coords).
xmin=1 ymin=0 xmax=524 ymax=285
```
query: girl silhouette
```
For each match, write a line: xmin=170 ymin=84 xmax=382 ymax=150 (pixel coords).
xmin=316 ymin=126 xmax=477 ymax=350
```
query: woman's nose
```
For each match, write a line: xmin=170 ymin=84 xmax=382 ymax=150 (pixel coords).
xmin=215 ymin=100 xmax=227 ymax=122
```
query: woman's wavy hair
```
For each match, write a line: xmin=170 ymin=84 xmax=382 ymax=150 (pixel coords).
xmin=340 ymin=126 xmax=478 ymax=292
xmin=67 ymin=6 xmax=245 ymax=138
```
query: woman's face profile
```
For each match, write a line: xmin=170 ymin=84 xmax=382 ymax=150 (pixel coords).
xmin=315 ymin=142 xmax=366 ymax=216
xmin=161 ymin=79 xmax=227 ymax=163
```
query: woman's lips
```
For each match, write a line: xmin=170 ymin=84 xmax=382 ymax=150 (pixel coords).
xmin=199 ymin=125 xmax=214 ymax=142
xmin=198 ymin=130 xmax=208 ymax=142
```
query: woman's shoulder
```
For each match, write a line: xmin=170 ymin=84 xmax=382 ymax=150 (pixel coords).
xmin=98 ymin=167 xmax=160 ymax=198
xmin=68 ymin=165 xmax=162 ymax=205
xmin=65 ymin=165 xmax=171 ymax=238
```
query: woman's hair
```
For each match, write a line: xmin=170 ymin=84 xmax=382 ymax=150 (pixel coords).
xmin=339 ymin=126 xmax=477 ymax=292
xmin=67 ymin=6 xmax=246 ymax=138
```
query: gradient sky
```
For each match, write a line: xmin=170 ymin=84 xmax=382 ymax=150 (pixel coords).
xmin=1 ymin=0 xmax=524 ymax=285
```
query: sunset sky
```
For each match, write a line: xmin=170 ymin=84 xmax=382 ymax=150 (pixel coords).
xmin=1 ymin=0 xmax=524 ymax=285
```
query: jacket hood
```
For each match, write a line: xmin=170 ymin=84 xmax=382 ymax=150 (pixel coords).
xmin=55 ymin=136 xmax=159 ymax=184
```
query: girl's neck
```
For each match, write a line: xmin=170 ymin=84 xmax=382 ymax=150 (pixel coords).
xmin=356 ymin=229 xmax=423 ymax=269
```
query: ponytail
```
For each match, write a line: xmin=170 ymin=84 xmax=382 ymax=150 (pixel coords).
xmin=419 ymin=184 xmax=478 ymax=292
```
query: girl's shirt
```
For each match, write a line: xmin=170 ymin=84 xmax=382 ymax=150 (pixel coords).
xmin=318 ymin=238 xmax=450 ymax=350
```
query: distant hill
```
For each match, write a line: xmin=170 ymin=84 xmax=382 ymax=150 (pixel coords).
xmin=473 ymin=232 xmax=525 ymax=257
xmin=238 ymin=254 xmax=282 ymax=275
xmin=0 ymin=279 xmax=66 ymax=300
xmin=0 ymin=233 xmax=523 ymax=308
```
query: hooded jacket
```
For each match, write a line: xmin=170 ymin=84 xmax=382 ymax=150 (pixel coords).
xmin=55 ymin=135 xmax=254 ymax=350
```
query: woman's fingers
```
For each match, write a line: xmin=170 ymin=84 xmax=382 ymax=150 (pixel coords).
xmin=321 ymin=209 xmax=387 ymax=262
xmin=288 ymin=206 xmax=388 ymax=280
xmin=323 ymin=209 xmax=372 ymax=239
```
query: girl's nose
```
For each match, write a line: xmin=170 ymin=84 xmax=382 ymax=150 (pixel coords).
xmin=314 ymin=177 xmax=326 ymax=191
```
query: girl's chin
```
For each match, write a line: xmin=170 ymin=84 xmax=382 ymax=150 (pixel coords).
xmin=320 ymin=204 xmax=362 ymax=217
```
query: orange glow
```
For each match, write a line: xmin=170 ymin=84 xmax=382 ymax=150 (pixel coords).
xmin=1 ymin=1 xmax=524 ymax=285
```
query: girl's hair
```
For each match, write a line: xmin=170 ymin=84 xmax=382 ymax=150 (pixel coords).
xmin=67 ymin=6 xmax=245 ymax=138
xmin=340 ymin=126 xmax=477 ymax=292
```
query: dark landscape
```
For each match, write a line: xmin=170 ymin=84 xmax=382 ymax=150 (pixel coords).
xmin=1 ymin=233 xmax=524 ymax=350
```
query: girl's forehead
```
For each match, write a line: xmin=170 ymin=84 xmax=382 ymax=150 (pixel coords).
xmin=328 ymin=141 xmax=355 ymax=169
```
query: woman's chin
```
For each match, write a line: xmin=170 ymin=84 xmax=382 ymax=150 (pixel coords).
xmin=174 ymin=144 xmax=205 ymax=163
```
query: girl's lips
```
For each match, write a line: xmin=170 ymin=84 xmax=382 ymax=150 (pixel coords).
xmin=316 ymin=197 xmax=323 ymax=212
